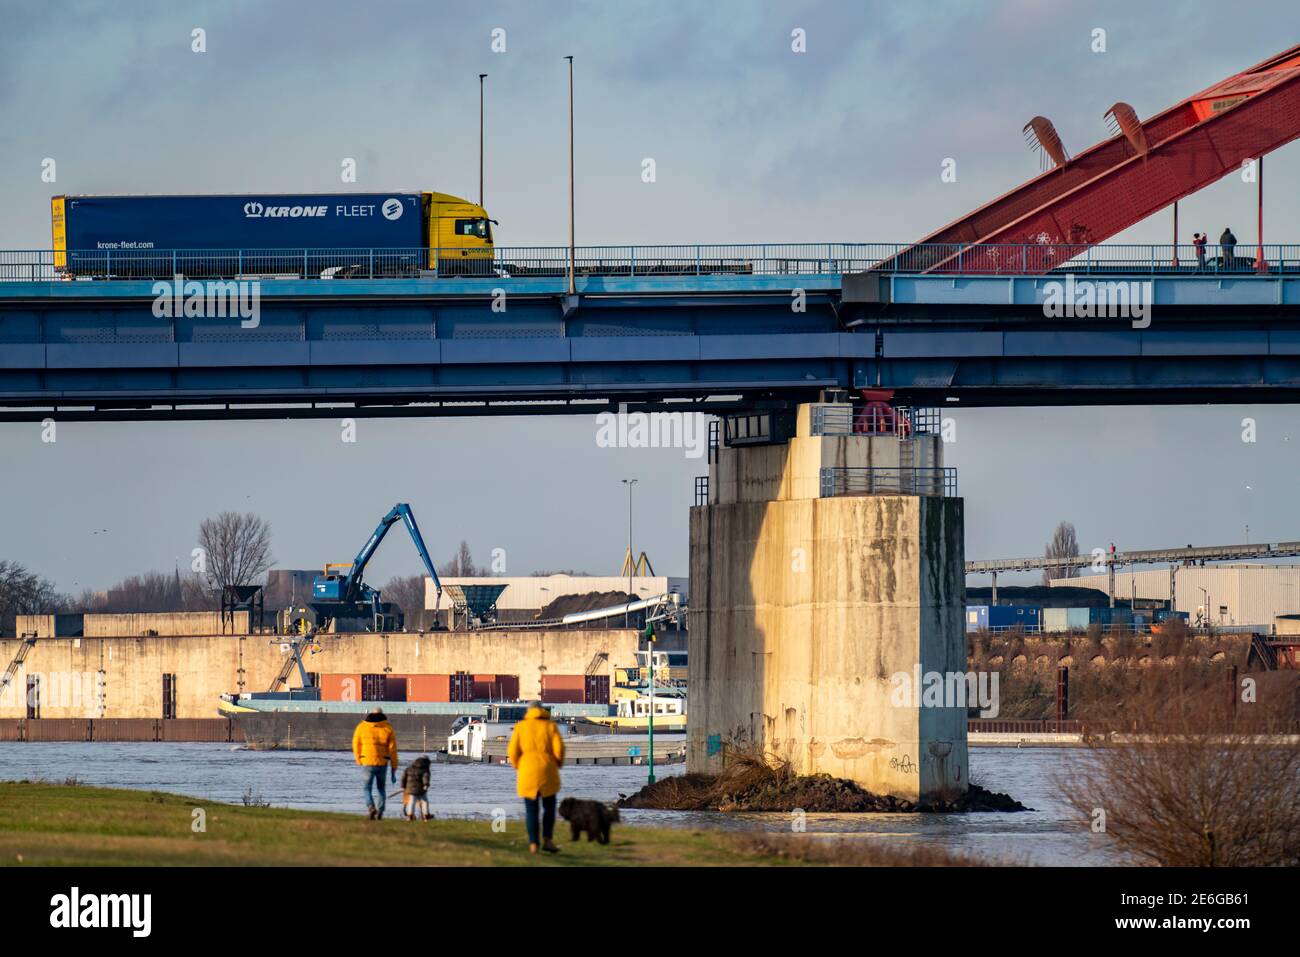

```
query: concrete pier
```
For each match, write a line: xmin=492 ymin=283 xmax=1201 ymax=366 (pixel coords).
xmin=687 ymin=402 xmax=968 ymax=802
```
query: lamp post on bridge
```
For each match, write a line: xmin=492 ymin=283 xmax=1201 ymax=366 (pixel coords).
xmin=565 ymin=55 xmax=576 ymax=297
xmin=478 ymin=73 xmax=487 ymax=207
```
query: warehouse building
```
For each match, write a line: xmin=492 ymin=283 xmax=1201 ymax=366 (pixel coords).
xmin=424 ymin=574 xmax=688 ymax=626
xmin=1056 ymin=564 xmax=1300 ymax=628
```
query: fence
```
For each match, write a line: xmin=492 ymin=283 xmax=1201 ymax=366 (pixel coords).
xmin=0 ymin=718 xmax=238 ymax=742
xmin=5 ymin=242 xmax=1300 ymax=281
xmin=811 ymin=405 xmax=941 ymax=437
xmin=820 ymin=466 xmax=958 ymax=498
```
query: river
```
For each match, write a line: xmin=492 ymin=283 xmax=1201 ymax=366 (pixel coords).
xmin=0 ymin=743 xmax=1114 ymax=866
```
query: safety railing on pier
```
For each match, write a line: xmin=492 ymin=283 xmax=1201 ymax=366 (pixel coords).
xmin=6 ymin=242 xmax=1300 ymax=282
xmin=694 ymin=475 xmax=709 ymax=507
xmin=820 ymin=466 xmax=957 ymax=498
xmin=811 ymin=405 xmax=940 ymax=437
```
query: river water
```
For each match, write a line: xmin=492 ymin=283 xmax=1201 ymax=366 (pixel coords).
xmin=0 ymin=743 xmax=1114 ymax=866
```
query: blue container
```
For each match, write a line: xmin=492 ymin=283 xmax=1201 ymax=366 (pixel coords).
xmin=1089 ymin=606 xmax=1132 ymax=627
xmin=1065 ymin=607 xmax=1091 ymax=629
xmin=988 ymin=605 xmax=1042 ymax=630
xmin=965 ymin=605 xmax=989 ymax=632
xmin=60 ymin=192 xmax=427 ymax=275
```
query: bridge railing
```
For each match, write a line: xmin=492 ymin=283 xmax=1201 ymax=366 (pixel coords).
xmin=820 ymin=466 xmax=957 ymax=498
xmin=4 ymin=243 xmax=1300 ymax=281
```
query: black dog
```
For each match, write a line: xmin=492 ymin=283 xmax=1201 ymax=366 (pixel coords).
xmin=558 ymin=797 xmax=619 ymax=844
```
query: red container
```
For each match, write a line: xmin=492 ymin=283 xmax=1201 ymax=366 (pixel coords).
xmin=406 ymin=674 xmax=451 ymax=702
xmin=449 ymin=672 xmax=474 ymax=703
xmin=472 ymin=673 xmax=520 ymax=701
xmin=320 ymin=674 xmax=362 ymax=702
xmin=384 ymin=676 xmax=408 ymax=702
xmin=541 ymin=675 xmax=587 ymax=704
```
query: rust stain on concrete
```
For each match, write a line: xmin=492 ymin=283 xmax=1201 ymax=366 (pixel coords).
xmin=829 ymin=736 xmax=894 ymax=759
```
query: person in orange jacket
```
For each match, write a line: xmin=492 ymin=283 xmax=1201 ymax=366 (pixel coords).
xmin=507 ymin=701 xmax=566 ymax=854
xmin=352 ymin=707 xmax=398 ymax=819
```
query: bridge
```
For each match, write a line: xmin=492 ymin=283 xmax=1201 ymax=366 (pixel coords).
xmin=2 ymin=241 xmax=1300 ymax=421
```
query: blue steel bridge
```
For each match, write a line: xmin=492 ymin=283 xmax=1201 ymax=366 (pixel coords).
xmin=2 ymin=242 xmax=1300 ymax=421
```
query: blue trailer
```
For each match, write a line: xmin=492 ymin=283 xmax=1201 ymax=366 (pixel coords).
xmin=965 ymin=605 xmax=990 ymax=632
xmin=51 ymin=191 xmax=490 ymax=278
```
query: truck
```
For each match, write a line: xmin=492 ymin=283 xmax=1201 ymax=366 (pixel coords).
xmin=51 ymin=191 xmax=494 ymax=278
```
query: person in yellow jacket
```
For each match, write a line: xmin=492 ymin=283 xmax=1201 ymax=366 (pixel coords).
xmin=507 ymin=701 xmax=566 ymax=854
xmin=352 ymin=707 xmax=399 ymax=819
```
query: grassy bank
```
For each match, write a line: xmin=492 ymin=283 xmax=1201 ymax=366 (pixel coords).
xmin=0 ymin=781 xmax=979 ymax=867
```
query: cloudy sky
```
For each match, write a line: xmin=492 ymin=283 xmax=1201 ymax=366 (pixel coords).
xmin=1 ymin=1 xmax=1298 ymax=593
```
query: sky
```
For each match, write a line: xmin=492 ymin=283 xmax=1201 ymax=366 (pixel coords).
xmin=1 ymin=0 xmax=1299 ymax=593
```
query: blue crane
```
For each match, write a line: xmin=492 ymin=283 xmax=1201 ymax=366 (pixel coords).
xmin=312 ymin=503 xmax=442 ymax=627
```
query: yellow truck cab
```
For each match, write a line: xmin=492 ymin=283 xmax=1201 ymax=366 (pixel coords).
xmin=423 ymin=192 xmax=494 ymax=271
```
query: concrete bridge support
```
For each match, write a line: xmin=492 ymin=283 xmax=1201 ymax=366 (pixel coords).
xmin=687 ymin=402 xmax=968 ymax=802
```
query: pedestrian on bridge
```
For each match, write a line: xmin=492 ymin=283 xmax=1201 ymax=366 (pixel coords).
xmin=1193 ymin=232 xmax=1207 ymax=270
xmin=352 ymin=707 xmax=399 ymax=819
xmin=1220 ymin=227 xmax=1238 ymax=270
xmin=507 ymin=700 xmax=566 ymax=854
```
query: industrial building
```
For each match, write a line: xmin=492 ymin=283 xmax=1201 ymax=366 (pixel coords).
xmin=423 ymin=574 xmax=688 ymax=626
xmin=1057 ymin=564 xmax=1300 ymax=628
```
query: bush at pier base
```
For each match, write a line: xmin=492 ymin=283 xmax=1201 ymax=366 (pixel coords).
xmin=1057 ymin=687 xmax=1300 ymax=867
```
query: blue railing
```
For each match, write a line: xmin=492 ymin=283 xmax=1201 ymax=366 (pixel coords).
xmin=3 ymin=242 xmax=1299 ymax=282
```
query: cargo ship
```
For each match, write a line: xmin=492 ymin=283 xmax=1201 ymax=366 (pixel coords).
xmin=218 ymin=691 xmax=615 ymax=752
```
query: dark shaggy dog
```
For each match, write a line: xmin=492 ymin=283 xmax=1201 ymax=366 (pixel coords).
xmin=558 ymin=797 xmax=619 ymax=844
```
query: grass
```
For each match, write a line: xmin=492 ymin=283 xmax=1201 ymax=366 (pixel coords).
xmin=0 ymin=781 xmax=982 ymax=867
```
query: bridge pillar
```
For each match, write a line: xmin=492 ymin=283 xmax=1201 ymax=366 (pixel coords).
xmin=687 ymin=402 xmax=968 ymax=802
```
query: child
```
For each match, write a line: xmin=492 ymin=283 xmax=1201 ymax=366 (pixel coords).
xmin=400 ymin=755 xmax=432 ymax=820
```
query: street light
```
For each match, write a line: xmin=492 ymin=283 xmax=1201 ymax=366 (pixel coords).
xmin=621 ymin=478 xmax=637 ymax=626
xmin=478 ymin=73 xmax=488 ymax=207
xmin=564 ymin=55 xmax=575 ymax=297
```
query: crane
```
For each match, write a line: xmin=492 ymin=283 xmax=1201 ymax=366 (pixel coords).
xmin=310 ymin=503 xmax=443 ymax=631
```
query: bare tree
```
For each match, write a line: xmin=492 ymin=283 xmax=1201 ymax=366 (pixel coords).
xmin=197 ymin=512 xmax=274 ymax=594
xmin=1042 ymin=521 xmax=1080 ymax=585
xmin=381 ymin=574 xmax=427 ymax=615
xmin=82 ymin=569 xmax=213 ymax=613
xmin=1058 ymin=671 xmax=1300 ymax=866
xmin=0 ymin=560 xmax=68 ymax=635
xmin=438 ymin=541 xmax=478 ymax=577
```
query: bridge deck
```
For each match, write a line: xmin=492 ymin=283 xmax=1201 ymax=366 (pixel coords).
xmin=3 ymin=244 xmax=1300 ymax=419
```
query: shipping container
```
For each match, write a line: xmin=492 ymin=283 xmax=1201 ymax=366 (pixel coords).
xmin=384 ymin=676 xmax=408 ymax=703
xmin=449 ymin=672 xmax=474 ymax=703
xmin=541 ymin=674 xmax=588 ymax=704
xmin=988 ymin=605 xmax=1042 ymax=630
xmin=1088 ymin=607 xmax=1132 ymax=627
xmin=471 ymin=674 xmax=520 ymax=701
xmin=584 ymin=675 xmax=611 ymax=705
xmin=320 ymin=673 xmax=362 ymax=702
xmin=1066 ymin=607 xmax=1091 ymax=629
xmin=1042 ymin=608 xmax=1069 ymax=632
xmin=406 ymin=674 xmax=451 ymax=702
xmin=965 ymin=605 xmax=989 ymax=632
xmin=361 ymin=674 xmax=388 ymax=701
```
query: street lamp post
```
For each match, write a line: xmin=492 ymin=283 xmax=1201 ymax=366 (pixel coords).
xmin=478 ymin=73 xmax=487 ymax=207
xmin=621 ymin=478 xmax=637 ymax=626
xmin=565 ymin=55 xmax=575 ymax=297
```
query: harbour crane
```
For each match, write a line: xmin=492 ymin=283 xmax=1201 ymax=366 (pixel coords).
xmin=310 ymin=503 xmax=443 ymax=632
